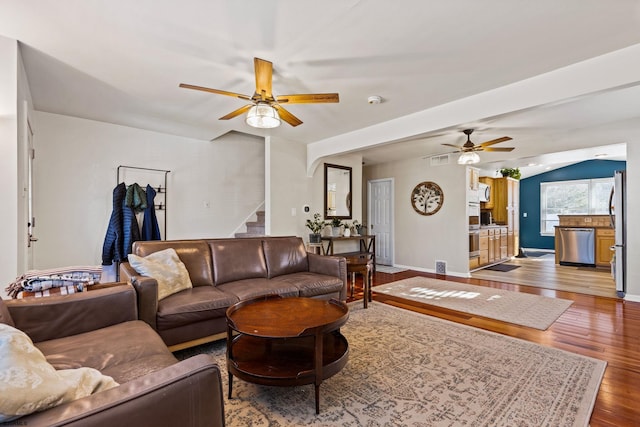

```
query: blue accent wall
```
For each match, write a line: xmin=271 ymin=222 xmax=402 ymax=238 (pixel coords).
xmin=519 ymin=160 xmax=626 ymax=250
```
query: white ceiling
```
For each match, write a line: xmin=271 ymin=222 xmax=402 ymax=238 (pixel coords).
xmin=2 ymin=0 xmax=639 ymax=177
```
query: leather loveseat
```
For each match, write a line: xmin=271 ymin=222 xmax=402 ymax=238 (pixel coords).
xmin=0 ymin=284 xmax=225 ymax=427
xmin=120 ymin=236 xmax=347 ymax=350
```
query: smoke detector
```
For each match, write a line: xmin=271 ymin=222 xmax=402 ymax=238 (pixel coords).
xmin=367 ymin=95 xmax=382 ymax=104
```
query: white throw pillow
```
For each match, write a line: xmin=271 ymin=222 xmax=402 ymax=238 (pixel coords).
xmin=128 ymin=248 xmax=193 ymax=300
xmin=0 ymin=323 xmax=119 ymax=422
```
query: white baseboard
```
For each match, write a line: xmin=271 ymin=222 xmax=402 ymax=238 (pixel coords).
xmin=393 ymin=264 xmax=470 ymax=278
xmin=624 ymin=293 xmax=640 ymax=302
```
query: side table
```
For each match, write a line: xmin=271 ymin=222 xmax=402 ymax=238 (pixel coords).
xmin=345 ymin=255 xmax=373 ymax=308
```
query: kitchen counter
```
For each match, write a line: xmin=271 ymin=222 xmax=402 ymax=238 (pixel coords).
xmin=554 ymin=225 xmax=613 ymax=229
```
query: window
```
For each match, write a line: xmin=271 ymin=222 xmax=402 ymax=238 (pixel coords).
xmin=540 ymin=178 xmax=613 ymax=235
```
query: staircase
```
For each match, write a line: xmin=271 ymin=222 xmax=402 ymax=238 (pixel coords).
xmin=234 ymin=211 xmax=265 ymax=238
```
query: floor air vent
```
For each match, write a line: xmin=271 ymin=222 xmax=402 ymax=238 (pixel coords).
xmin=435 ymin=260 xmax=447 ymax=275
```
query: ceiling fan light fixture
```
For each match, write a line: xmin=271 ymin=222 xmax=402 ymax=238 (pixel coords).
xmin=245 ymin=103 xmax=281 ymax=129
xmin=457 ymin=151 xmax=480 ymax=165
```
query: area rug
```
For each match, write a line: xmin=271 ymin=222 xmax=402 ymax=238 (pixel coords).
xmin=373 ymin=276 xmax=573 ymax=330
xmin=175 ymin=302 xmax=605 ymax=427
xmin=523 ymin=250 xmax=555 ymax=258
xmin=375 ymin=264 xmax=408 ymax=274
xmin=484 ymin=263 xmax=521 ymax=272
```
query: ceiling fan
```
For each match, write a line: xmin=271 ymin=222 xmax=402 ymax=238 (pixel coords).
xmin=179 ymin=57 xmax=339 ymax=129
xmin=442 ymin=129 xmax=514 ymax=164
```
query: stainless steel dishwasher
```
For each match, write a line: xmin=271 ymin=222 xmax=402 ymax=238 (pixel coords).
xmin=557 ymin=227 xmax=595 ymax=266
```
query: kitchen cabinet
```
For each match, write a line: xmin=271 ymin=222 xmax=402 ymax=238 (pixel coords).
xmin=479 ymin=229 xmax=489 ymax=265
xmin=474 ymin=226 xmax=508 ymax=269
xmin=596 ymin=228 xmax=615 ymax=267
xmin=492 ymin=177 xmax=519 ymax=257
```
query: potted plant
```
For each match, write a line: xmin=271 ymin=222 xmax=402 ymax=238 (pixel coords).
xmin=352 ymin=220 xmax=362 ymax=235
xmin=305 ymin=213 xmax=326 ymax=243
xmin=499 ymin=167 xmax=521 ymax=180
xmin=330 ymin=217 xmax=343 ymax=236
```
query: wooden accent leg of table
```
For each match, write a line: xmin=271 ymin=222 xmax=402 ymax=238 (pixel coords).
xmin=363 ymin=266 xmax=370 ymax=309
xmin=228 ymin=372 xmax=233 ymax=399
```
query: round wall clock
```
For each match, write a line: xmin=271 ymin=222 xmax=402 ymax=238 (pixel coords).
xmin=411 ymin=181 xmax=444 ymax=216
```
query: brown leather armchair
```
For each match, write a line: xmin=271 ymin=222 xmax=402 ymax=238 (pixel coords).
xmin=1 ymin=284 xmax=225 ymax=427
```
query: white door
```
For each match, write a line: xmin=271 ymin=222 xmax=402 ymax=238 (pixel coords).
xmin=26 ymin=117 xmax=36 ymax=270
xmin=368 ymin=178 xmax=393 ymax=265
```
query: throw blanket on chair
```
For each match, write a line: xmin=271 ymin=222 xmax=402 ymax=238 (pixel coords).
xmin=4 ymin=266 xmax=102 ymax=299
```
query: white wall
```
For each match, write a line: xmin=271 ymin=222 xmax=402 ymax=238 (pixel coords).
xmin=0 ymin=37 xmax=19 ymax=290
xmin=364 ymin=157 xmax=468 ymax=276
xmin=266 ymin=137 xmax=363 ymax=250
xmin=624 ymin=142 xmax=640 ymax=301
xmin=32 ymin=112 xmax=264 ymax=269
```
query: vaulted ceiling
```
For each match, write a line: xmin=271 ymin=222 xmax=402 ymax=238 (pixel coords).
xmin=2 ymin=1 xmax=639 ymax=176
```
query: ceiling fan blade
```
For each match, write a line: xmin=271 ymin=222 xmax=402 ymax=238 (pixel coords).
xmin=275 ymin=93 xmax=340 ymax=104
xmin=479 ymin=136 xmax=513 ymax=148
xmin=481 ymin=147 xmax=515 ymax=152
xmin=254 ymin=58 xmax=273 ymax=100
xmin=441 ymin=143 xmax=464 ymax=150
xmin=179 ymin=83 xmax=252 ymax=101
xmin=219 ymin=104 xmax=253 ymax=120
xmin=273 ymin=104 xmax=303 ymax=127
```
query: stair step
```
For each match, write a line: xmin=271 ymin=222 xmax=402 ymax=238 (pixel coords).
xmin=234 ymin=232 xmax=266 ymax=238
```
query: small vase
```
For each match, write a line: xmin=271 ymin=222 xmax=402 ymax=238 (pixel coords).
xmin=309 ymin=233 xmax=321 ymax=244
xmin=332 ymin=227 xmax=341 ymax=236
xmin=343 ymin=228 xmax=351 ymax=237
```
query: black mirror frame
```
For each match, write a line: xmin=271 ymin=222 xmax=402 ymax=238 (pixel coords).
xmin=324 ymin=163 xmax=352 ymax=220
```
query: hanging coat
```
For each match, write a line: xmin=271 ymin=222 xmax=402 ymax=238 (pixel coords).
xmin=142 ymin=184 xmax=161 ymax=240
xmin=102 ymin=183 xmax=140 ymax=265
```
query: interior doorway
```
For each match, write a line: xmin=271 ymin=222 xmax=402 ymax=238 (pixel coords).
xmin=367 ymin=178 xmax=394 ymax=266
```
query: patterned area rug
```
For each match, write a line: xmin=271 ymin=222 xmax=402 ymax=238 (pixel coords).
xmin=175 ymin=302 xmax=605 ymax=427
xmin=373 ymin=277 xmax=573 ymax=330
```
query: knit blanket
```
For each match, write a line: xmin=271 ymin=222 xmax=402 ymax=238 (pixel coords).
xmin=5 ymin=266 xmax=102 ymax=299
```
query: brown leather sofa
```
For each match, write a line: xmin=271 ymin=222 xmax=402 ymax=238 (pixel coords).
xmin=0 ymin=284 xmax=225 ymax=427
xmin=120 ymin=236 xmax=347 ymax=350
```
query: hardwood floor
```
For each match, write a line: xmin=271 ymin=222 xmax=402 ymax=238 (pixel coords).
xmin=347 ymin=267 xmax=640 ymax=426
xmin=471 ymin=252 xmax=618 ymax=298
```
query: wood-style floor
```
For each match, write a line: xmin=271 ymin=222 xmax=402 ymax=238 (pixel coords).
xmin=471 ymin=252 xmax=618 ymax=298
xmin=346 ymin=264 xmax=640 ymax=426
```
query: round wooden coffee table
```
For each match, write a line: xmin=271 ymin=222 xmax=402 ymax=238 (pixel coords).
xmin=226 ymin=296 xmax=349 ymax=414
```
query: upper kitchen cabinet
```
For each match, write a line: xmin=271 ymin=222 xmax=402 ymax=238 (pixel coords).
xmin=467 ymin=166 xmax=480 ymax=203
xmin=491 ymin=177 xmax=520 ymax=257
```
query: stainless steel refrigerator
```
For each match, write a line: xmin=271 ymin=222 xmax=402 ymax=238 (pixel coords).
xmin=609 ymin=170 xmax=626 ymax=297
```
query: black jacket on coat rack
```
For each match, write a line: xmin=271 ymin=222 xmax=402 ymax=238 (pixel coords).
xmin=101 ymin=182 xmax=141 ymax=265
xmin=142 ymin=184 xmax=161 ymax=241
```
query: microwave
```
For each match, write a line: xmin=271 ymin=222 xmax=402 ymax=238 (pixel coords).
xmin=479 ymin=183 xmax=490 ymax=203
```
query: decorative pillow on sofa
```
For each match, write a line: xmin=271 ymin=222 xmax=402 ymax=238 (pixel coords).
xmin=0 ymin=323 xmax=119 ymax=422
xmin=128 ymin=248 xmax=193 ymax=300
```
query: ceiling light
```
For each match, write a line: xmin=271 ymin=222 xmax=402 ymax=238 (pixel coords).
xmin=245 ymin=103 xmax=281 ymax=129
xmin=457 ymin=151 xmax=480 ymax=165
xmin=367 ymin=95 xmax=382 ymax=104
xmin=594 ymin=153 xmax=608 ymax=158
xmin=527 ymin=163 xmax=537 ymax=167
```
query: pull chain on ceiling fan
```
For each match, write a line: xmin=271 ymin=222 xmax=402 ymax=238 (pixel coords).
xmin=441 ymin=129 xmax=515 ymax=164
xmin=180 ymin=58 xmax=339 ymax=129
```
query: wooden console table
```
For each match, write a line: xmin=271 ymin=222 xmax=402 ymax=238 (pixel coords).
xmin=320 ymin=235 xmax=376 ymax=273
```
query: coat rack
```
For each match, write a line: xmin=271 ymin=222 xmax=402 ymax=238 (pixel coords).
xmin=117 ymin=165 xmax=170 ymax=238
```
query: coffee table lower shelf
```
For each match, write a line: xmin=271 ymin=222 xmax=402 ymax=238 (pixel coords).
xmin=227 ymin=330 xmax=349 ymax=413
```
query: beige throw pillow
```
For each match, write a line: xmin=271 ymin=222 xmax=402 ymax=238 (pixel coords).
xmin=0 ymin=323 xmax=119 ymax=422
xmin=128 ymin=248 xmax=193 ymax=300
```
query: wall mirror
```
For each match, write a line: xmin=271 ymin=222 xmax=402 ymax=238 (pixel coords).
xmin=324 ymin=163 xmax=352 ymax=219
